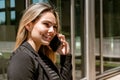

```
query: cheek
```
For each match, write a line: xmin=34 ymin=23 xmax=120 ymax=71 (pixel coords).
xmin=31 ymin=26 xmax=47 ymax=37
xmin=32 ymin=27 xmax=40 ymax=36
xmin=30 ymin=27 xmax=42 ymax=42
xmin=37 ymin=26 xmax=47 ymax=34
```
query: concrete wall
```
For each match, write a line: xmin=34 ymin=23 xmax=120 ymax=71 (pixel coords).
xmin=0 ymin=25 xmax=16 ymax=41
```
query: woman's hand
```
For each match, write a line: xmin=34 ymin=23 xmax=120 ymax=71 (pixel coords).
xmin=57 ymin=34 xmax=70 ymax=55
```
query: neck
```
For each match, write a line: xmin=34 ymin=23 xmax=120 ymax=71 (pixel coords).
xmin=27 ymin=39 xmax=41 ymax=53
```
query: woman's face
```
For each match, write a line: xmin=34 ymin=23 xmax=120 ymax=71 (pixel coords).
xmin=30 ymin=12 xmax=57 ymax=45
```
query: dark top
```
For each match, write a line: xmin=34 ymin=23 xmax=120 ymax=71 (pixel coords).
xmin=7 ymin=42 xmax=72 ymax=80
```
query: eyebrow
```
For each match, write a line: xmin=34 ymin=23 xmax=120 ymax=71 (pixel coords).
xmin=42 ymin=20 xmax=57 ymax=25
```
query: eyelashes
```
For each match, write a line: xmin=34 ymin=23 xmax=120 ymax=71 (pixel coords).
xmin=43 ymin=22 xmax=57 ymax=29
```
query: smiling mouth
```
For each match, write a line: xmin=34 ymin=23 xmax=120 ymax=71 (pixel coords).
xmin=43 ymin=35 xmax=53 ymax=42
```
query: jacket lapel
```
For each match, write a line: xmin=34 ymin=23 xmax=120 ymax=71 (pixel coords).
xmin=35 ymin=56 xmax=53 ymax=80
xmin=22 ymin=42 xmax=58 ymax=80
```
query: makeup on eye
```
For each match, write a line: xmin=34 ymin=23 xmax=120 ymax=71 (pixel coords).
xmin=42 ymin=21 xmax=57 ymax=29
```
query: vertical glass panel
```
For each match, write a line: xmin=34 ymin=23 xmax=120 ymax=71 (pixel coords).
xmin=0 ymin=0 xmax=5 ymax=8
xmin=0 ymin=12 xmax=5 ymax=25
xmin=32 ymin=0 xmax=48 ymax=3
xmin=95 ymin=0 xmax=101 ymax=75
xmin=103 ymin=0 xmax=120 ymax=71
xmin=11 ymin=11 xmax=15 ymax=20
xmin=10 ymin=0 xmax=15 ymax=7
xmin=75 ymin=0 xmax=84 ymax=79
xmin=11 ymin=11 xmax=15 ymax=25
xmin=95 ymin=0 xmax=120 ymax=75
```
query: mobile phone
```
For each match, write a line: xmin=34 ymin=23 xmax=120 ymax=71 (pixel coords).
xmin=49 ymin=35 xmax=61 ymax=52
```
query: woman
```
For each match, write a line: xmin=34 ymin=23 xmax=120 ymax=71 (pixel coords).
xmin=7 ymin=3 xmax=72 ymax=80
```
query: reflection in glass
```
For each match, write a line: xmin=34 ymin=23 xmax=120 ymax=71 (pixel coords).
xmin=95 ymin=0 xmax=120 ymax=75
xmin=103 ymin=0 xmax=120 ymax=71
xmin=32 ymin=0 xmax=48 ymax=3
xmin=0 ymin=12 xmax=5 ymax=25
xmin=10 ymin=0 xmax=15 ymax=7
xmin=0 ymin=0 xmax=5 ymax=8
xmin=11 ymin=11 xmax=15 ymax=20
xmin=11 ymin=11 xmax=15 ymax=25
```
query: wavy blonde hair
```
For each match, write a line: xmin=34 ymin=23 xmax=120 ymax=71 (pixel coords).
xmin=14 ymin=3 xmax=60 ymax=63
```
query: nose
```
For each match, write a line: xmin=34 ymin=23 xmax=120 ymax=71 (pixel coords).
xmin=48 ymin=26 xmax=55 ymax=33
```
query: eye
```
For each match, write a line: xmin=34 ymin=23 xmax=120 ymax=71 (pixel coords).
xmin=53 ymin=25 xmax=58 ymax=31
xmin=43 ymin=23 xmax=49 ymax=27
xmin=53 ymin=25 xmax=57 ymax=29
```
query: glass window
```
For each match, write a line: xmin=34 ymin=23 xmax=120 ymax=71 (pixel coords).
xmin=10 ymin=0 xmax=15 ymax=8
xmin=0 ymin=0 xmax=5 ymax=8
xmin=11 ymin=11 xmax=15 ymax=20
xmin=10 ymin=11 xmax=15 ymax=25
xmin=95 ymin=0 xmax=120 ymax=76
xmin=75 ymin=0 xmax=84 ymax=79
xmin=32 ymin=0 xmax=48 ymax=3
xmin=0 ymin=12 xmax=5 ymax=25
xmin=103 ymin=0 xmax=120 ymax=70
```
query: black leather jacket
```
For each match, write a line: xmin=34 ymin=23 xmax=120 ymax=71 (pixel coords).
xmin=7 ymin=42 xmax=72 ymax=80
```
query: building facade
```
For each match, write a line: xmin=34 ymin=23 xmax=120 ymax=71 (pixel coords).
xmin=0 ymin=0 xmax=120 ymax=80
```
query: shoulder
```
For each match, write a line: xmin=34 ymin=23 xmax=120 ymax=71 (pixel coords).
xmin=7 ymin=46 xmax=38 ymax=80
xmin=12 ymin=46 xmax=31 ymax=59
xmin=8 ymin=45 xmax=37 ymax=73
xmin=9 ymin=45 xmax=36 ymax=66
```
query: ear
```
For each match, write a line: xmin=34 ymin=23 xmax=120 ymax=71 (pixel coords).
xmin=25 ymin=22 xmax=33 ymax=31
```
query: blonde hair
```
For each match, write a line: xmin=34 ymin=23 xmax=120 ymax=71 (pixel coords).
xmin=14 ymin=3 xmax=60 ymax=63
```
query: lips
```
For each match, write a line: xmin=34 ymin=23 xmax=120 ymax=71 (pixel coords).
xmin=43 ymin=35 xmax=53 ymax=42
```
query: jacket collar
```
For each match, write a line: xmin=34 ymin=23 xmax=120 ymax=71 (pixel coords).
xmin=21 ymin=41 xmax=60 ymax=80
xmin=21 ymin=42 xmax=55 ymax=80
xmin=21 ymin=41 xmax=39 ymax=57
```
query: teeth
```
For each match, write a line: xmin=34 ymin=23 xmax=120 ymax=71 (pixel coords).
xmin=46 ymin=36 xmax=52 ymax=40
xmin=43 ymin=35 xmax=52 ymax=41
xmin=48 ymin=36 xmax=52 ymax=39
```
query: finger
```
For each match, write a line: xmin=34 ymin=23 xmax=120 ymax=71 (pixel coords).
xmin=58 ymin=34 xmax=66 ymax=41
